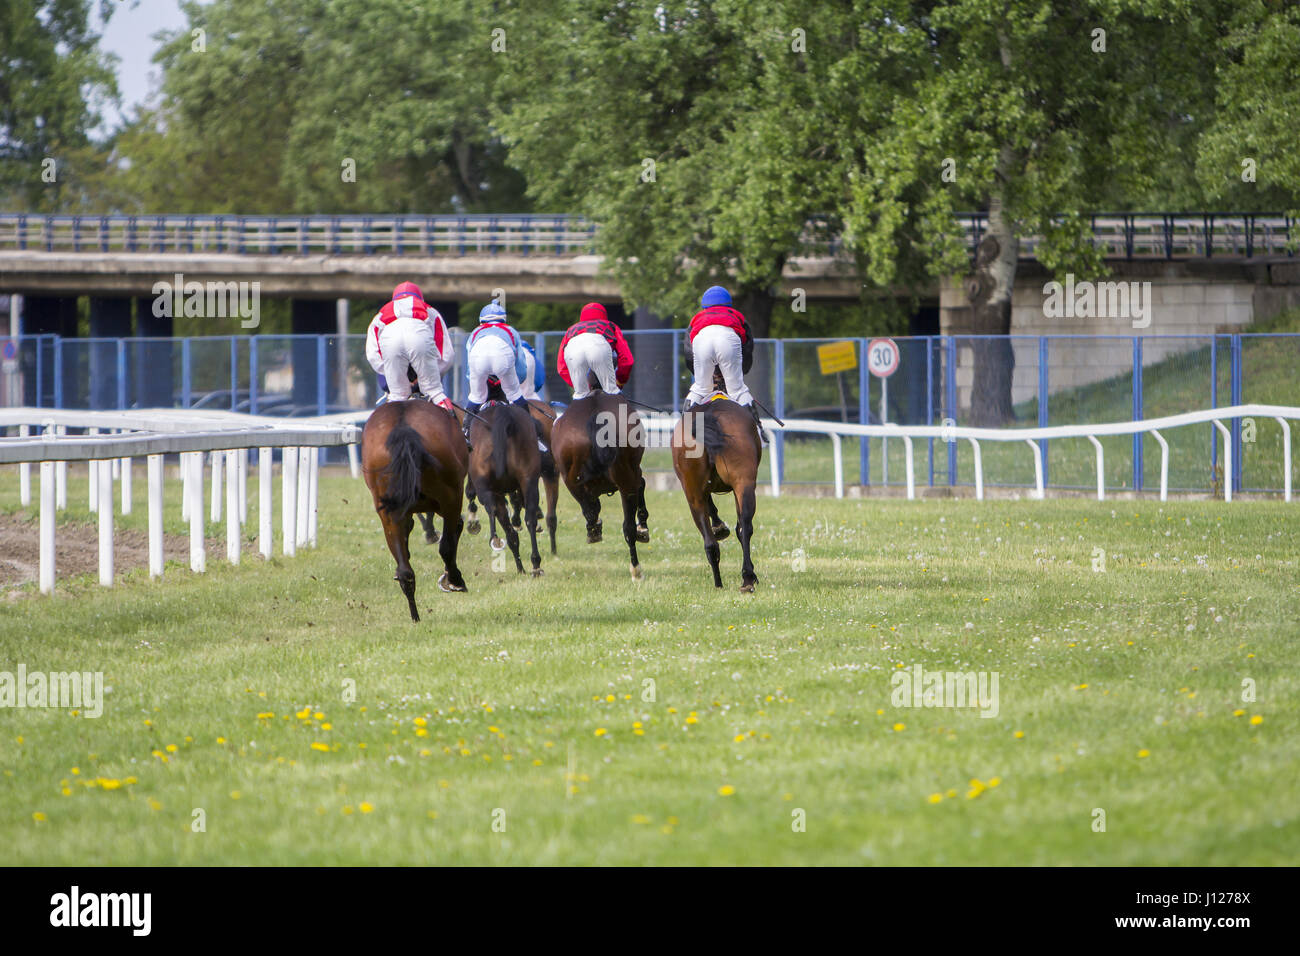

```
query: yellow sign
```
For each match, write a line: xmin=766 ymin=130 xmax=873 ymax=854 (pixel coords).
xmin=817 ymin=340 xmax=857 ymax=376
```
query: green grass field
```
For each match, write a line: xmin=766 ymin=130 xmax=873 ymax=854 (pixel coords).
xmin=1 ymin=470 xmax=1297 ymax=865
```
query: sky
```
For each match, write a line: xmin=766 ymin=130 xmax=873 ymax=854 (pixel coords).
xmin=95 ymin=0 xmax=189 ymax=129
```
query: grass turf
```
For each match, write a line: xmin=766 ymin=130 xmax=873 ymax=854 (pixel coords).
xmin=1 ymin=470 xmax=1297 ymax=864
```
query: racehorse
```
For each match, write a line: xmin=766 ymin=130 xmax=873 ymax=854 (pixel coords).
xmin=551 ymin=390 xmax=650 ymax=579
xmin=466 ymin=401 xmax=545 ymax=575
xmin=671 ymin=394 xmax=761 ymax=592
xmin=361 ymin=399 xmax=468 ymax=621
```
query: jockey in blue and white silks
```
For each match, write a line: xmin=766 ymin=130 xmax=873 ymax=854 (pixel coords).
xmin=518 ymin=340 xmax=545 ymax=401
xmin=463 ymin=302 xmax=543 ymax=448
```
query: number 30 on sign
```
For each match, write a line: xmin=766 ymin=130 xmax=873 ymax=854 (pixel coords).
xmin=867 ymin=338 xmax=900 ymax=378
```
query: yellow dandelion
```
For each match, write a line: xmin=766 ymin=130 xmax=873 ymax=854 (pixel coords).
xmin=311 ymin=742 xmax=329 ymax=752
xmin=147 ymin=798 xmax=162 ymax=811
xmin=1013 ymin=730 xmax=1025 ymax=739
xmin=594 ymin=728 xmax=607 ymax=737
xmin=359 ymin=802 xmax=374 ymax=814
xmin=165 ymin=744 xmax=177 ymax=753
xmin=717 ymin=785 xmax=736 ymax=796
xmin=631 ymin=814 xmax=652 ymax=825
xmin=892 ymin=723 xmax=905 ymax=732
xmin=928 ymin=793 xmax=943 ymax=804
xmin=1232 ymin=709 xmax=1245 ymax=717
xmin=1137 ymin=749 xmax=1150 ymax=758
xmin=33 ymin=812 xmax=47 ymax=822
xmin=229 ymin=791 xmax=241 ymax=800
xmin=1250 ymin=715 xmax=1263 ymax=725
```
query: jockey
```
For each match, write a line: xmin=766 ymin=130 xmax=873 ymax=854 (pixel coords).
xmin=518 ymin=339 xmax=545 ymax=401
xmin=683 ymin=285 xmax=761 ymax=432
xmin=557 ymin=302 xmax=634 ymax=399
xmin=464 ymin=302 xmax=545 ymax=449
xmin=364 ymin=281 xmax=453 ymax=410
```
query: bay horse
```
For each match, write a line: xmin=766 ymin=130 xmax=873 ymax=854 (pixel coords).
xmin=466 ymin=401 xmax=544 ymax=575
xmin=671 ymin=395 xmax=761 ymax=592
xmin=551 ymin=390 xmax=650 ymax=579
xmin=361 ymin=399 xmax=469 ymax=622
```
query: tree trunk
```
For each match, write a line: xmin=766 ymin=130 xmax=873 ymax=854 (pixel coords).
xmin=963 ymin=142 xmax=1019 ymax=426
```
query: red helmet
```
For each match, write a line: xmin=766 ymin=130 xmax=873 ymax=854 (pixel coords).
xmin=392 ymin=281 xmax=423 ymax=301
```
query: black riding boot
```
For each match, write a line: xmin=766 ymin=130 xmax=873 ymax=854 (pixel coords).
xmin=746 ymin=403 xmax=767 ymax=444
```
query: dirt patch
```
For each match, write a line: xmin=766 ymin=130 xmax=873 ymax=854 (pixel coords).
xmin=0 ymin=511 xmax=225 ymax=593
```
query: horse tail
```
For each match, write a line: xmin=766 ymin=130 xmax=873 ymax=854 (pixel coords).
xmin=578 ymin=404 xmax=618 ymax=483
xmin=491 ymin=406 xmax=516 ymax=480
xmin=379 ymin=419 xmax=435 ymax=516
xmin=699 ymin=405 xmax=729 ymax=461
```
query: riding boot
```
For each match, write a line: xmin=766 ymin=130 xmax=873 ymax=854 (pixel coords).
xmin=463 ymin=400 xmax=481 ymax=451
xmin=746 ymin=402 xmax=767 ymax=445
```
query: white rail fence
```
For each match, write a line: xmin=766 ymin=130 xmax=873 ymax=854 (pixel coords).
xmin=641 ymin=403 xmax=1298 ymax=502
xmin=1 ymin=408 xmax=359 ymax=593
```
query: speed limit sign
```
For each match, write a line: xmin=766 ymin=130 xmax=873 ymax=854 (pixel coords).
xmin=867 ymin=338 xmax=900 ymax=378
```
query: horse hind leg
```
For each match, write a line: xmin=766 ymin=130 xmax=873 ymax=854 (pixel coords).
xmin=387 ymin=512 xmax=420 ymax=622
xmin=438 ymin=511 xmax=468 ymax=593
xmin=465 ymin=482 xmax=481 ymax=535
xmin=621 ymin=488 xmax=643 ymax=580
xmin=510 ymin=489 xmax=524 ymax=529
xmin=524 ymin=479 xmax=543 ymax=576
xmin=544 ymin=473 xmax=559 ymax=555
xmin=706 ymin=495 xmax=730 ymax=540
xmin=634 ymin=475 xmax=650 ymax=543
xmin=494 ymin=494 xmax=525 ymax=573
xmin=578 ymin=491 xmax=603 ymax=543
xmin=735 ymin=482 xmax=758 ymax=593
xmin=418 ymin=512 xmax=439 ymax=544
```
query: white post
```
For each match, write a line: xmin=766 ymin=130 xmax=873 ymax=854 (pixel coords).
xmin=767 ymin=429 xmax=781 ymax=497
xmin=88 ymin=428 xmax=99 ymax=512
xmin=283 ymin=447 xmax=298 ymax=556
xmin=238 ymin=448 xmax=248 ymax=523
xmin=39 ymin=460 xmax=55 ymax=594
xmin=308 ymin=446 xmax=320 ymax=546
xmin=148 ymin=454 xmax=163 ymax=578
xmin=347 ymin=443 xmax=359 ymax=479
xmin=210 ymin=449 xmax=223 ymax=522
xmin=181 ymin=451 xmax=190 ymax=520
xmin=1026 ymin=439 xmax=1044 ymax=500
xmin=1150 ymin=429 xmax=1169 ymax=502
xmin=259 ymin=448 xmax=272 ymax=559
xmin=189 ymin=452 xmax=206 ymax=572
xmin=296 ymin=446 xmax=310 ymax=547
xmin=1213 ymin=420 xmax=1232 ymax=502
xmin=19 ymin=425 xmax=31 ymax=506
xmin=967 ymin=437 xmax=984 ymax=501
xmin=902 ymin=434 xmax=915 ymax=500
xmin=1086 ymin=435 xmax=1105 ymax=501
xmin=830 ymin=433 xmax=844 ymax=499
xmin=97 ymin=459 xmax=113 ymax=586
xmin=55 ymin=425 xmax=67 ymax=510
xmin=121 ymin=457 xmax=132 ymax=514
xmin=226 ymin=449 xmax=240 ymax=564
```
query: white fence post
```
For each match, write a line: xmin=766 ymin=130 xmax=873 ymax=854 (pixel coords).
xmin=148 ymin=454 xmax=164 ymax=578
xmin=1213 ymin=419 xmax=1232 ymax=502
xmin=55 ymin=425 xmax=67 ymax=510
xmin=259 ymin=447 xmax=272 ymax=559
xmin=97 ymin=459 xmax=113 ymax=586
xmin=189 ymin=451 xmax=206 ymax=573
xmin=296 ymin=446 xmax=310 ymax=547
xmin=1086 ymin=435 xmax=1105 ymax=501
xmin=19 ymin=425 xmax=30 ymax=506
xmin=1273 ymin=417 xmax=1292 ymax=503
xmin=283 ymin=447 xmax=298 ymax=557
xmin=210 ymin=449 xmax=223 ymax=522
xmin=121 ymin=456 xmax=132 ymax=514
xmin=226 ymin=449 xmax=240 ymax=564
xmin=40 ymin=460 xmax=55 ymax=593
xmin=308 ymin=447 xmax=320 ymax=547
xmin=1150 ymin=429 xmax=1169 ymax=502
xmin=88 ymin=428 xmax=99 ymax=512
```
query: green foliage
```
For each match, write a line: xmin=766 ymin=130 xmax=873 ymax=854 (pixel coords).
xmin=0 ymin=0 xmax=119 ymax=210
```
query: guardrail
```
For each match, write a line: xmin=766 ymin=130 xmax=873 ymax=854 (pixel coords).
xmin=640 ymin=403 xmax=1298 ymax=502
xmin=0 ymin=213 xmax=1293 ymax=260
xmin=1 ymin=408 xmax=359 ymax=593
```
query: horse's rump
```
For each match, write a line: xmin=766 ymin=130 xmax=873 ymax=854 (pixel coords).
xmin=379 ymin=419 xmax=438 ymax=516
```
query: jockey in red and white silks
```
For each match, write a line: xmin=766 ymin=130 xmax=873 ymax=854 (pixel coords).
xmin=364 ymin=281 xmax=453 ymax=408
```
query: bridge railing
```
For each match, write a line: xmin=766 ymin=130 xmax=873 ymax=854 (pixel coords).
xmin=0 ymin=213 xmax=1294 ymax=259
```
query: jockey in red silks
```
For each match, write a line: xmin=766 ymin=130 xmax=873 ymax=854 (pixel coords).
xmin=684 ymin=285 xmax=759 ymax=429
xmin=364 ymin=281 xmax=454 ymax=410
xmin=556 ymin=302 xmax=634 ymax=399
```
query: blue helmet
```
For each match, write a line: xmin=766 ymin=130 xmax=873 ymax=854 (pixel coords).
xmin=701 ymin=285 xmax=732 ymax=307
xmin=479 ymin=302 xmax=507 ymax=322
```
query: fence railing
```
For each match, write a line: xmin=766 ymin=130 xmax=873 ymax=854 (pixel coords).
xmin=0 ymin=408 xmax=359 ymax=592
xmin=5 ymin=331 xmax=1299 ymax=495
xmin=0 ymin=212 xmax=1294 ymax=260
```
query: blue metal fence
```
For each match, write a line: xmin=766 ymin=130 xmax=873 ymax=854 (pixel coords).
xmin=8 ymin=331 xmax=1299 ymax=494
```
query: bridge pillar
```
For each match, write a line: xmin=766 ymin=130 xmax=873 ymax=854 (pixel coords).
xmin=89 ymin=297 xmax=132 ymax=409
xmin=19 ymin=295 xmax=78 ymax=406
xmin=291 ymin=298 xmax=336 ymax=411
xmin=135 ymin=297 xmax=175 ymax=408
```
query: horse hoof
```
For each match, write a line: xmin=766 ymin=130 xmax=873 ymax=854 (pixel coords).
xmin=425 ymin=531 xmax=439 ymax=545
xmin=530 ymin=567 xmax=544 ymax=577
xmin=466 ymin=518 xmax=481 ymax=535
xmin=512 ymin=516 xmax=523 ymax=529
xmin=635 ymin=525 xmax=650 ymax=543
xmin=712 ymin=523 xmax=730 ymax=540
xmin=490 ymin=536 xmax=505 ymax=552
xmin=438 ymin=572 xmax=467 ymax=593
xmin=630 ymin=563 xmax=642 ymax=581
xmin=587 ymin=530 xmax=603 ymax=544
xmin=740 ymin=580 xmax=756 ymax=594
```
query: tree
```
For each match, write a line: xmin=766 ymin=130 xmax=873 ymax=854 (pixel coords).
xmin=0 ymin=0 xmax=118 ymax=210
xmin=835 ymin=0 xmax=1222 ymax=424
